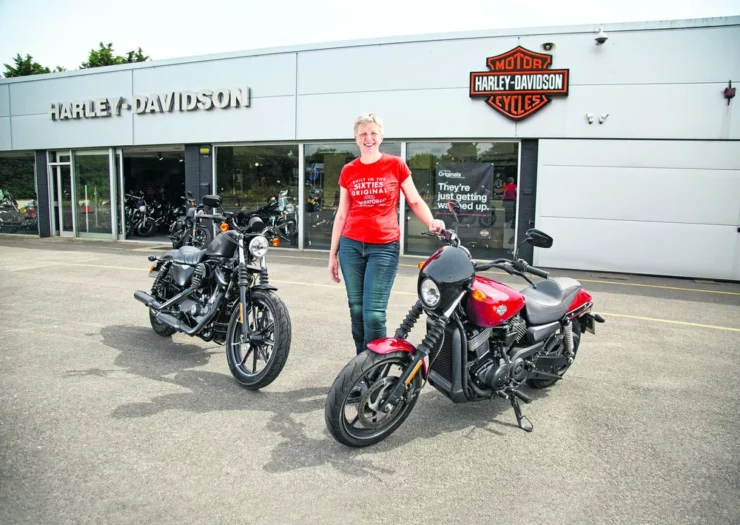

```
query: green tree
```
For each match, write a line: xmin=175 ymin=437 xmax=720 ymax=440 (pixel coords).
xmin=2 ymin=53 xmax=50 ymax=77
xmin=80 ymin=42 xmax=149 ymax=69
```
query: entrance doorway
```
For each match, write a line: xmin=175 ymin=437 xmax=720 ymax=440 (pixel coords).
xmin=47 ymin=149 xmax=119 ymax=239
xmin=119 ymin=146 xmax=185 ymax=243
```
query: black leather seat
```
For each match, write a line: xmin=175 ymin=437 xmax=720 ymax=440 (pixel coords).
xmin=162 ymin=246 xmax=207 ymax=265
xmin=520 ymin=277 xmax=582 ymax=325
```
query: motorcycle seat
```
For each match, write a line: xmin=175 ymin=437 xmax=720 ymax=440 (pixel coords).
xmin=520 ymin=277 xmax=582 ymax=325
xmin=162 ymin=246 xmax=207 ymax=265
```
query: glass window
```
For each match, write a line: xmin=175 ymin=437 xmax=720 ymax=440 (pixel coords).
xmin=75 ymin=152 xmax=112 ymax=236
xmin=216 ymin=145 xmax=299 ymax=247
xmin=0 ymin=153 xmax=38 ymax=235
xmin=405 ymin=142 xmax=520 ymax=260
xmin=303 ymin=142 xmax=400 ymax=250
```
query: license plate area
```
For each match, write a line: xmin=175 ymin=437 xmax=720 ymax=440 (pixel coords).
xmin=584 ymin=314 xmax=596 ymax=335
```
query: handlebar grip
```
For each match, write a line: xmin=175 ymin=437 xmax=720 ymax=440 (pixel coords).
xmin=527 ymin=265 xmax=549 ymax=279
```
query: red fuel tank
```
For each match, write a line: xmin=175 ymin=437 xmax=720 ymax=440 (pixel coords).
xmin=465 ymin=275 xmax=526 ymax=328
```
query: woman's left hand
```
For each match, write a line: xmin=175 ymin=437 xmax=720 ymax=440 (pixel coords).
xmin=428 ymin=219 xmax=446 ymax=234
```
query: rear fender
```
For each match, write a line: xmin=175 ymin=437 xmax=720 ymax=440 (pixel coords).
xmin=367 ymin=337 xmax=427 ymax=378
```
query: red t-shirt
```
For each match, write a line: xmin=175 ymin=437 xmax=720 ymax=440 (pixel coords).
xmin=338 ymin=153 xmax=411 ymax=243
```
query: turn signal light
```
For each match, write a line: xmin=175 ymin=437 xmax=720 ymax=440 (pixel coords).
xmin=472 ymin=289 xmax=487 ymax=302
xmin=271 ymin=238 xmax=280 ymax=247
xmin=219 ymin=222 xmax=230 ymax=232
xmin=417 ymin=262 xmax=425 ymax=269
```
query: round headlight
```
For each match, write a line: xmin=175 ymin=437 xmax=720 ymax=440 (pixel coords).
xmin=420 ymin=278 xmax=440 ymax=308
xmin=248 ymin=235 xmax=269 ymax=258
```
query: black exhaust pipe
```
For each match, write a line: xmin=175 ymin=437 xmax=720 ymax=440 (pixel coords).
xmin=134 ymin=290 xmax=162 ymax=309
xmin=146 ymin=292 xmax=226 ymax=336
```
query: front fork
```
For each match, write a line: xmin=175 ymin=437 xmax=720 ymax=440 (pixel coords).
xmin=237 ymin=239 xmax=250 ymax=339
xmin=379 ymin=300 xmax=451 ymax=412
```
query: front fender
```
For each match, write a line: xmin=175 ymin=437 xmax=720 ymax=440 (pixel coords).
xmin=367 ymin=337 xmax=427 ymax=378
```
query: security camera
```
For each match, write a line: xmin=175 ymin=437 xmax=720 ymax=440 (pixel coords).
xmin=595 ymin=27 xmax=608 ymax=45
xmin=541 ymin=42 xmax=555 ymax=52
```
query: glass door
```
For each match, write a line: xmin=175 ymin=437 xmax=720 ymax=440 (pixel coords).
xmin=74 ymin=150 xmax=114 ymax=238
xmin=59 ymin=165 xmax=75 ymax=236
xmin=47 ymin=149 xmax=119 ymax=239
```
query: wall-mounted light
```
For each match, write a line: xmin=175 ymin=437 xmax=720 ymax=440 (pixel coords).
xmin=156 ymin=152 xmax=163 ymax=161
xmin=725 ymin=81 xmax=736 ymax=105
xmin=586 ymin=113 xmax=594 ymax=124
xmin=179 ymin=155 xmax=184 ymax=163
xmin=599 ymin=114 xmax=609 ymax=124
xmin=595 ymin=26 xmax=608 ymax=45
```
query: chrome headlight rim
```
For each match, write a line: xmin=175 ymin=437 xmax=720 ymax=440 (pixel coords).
xmin=419 ymin=278 xmax=441 ymax=308
xmin=248 ymin=235 xmax=269 ymax=258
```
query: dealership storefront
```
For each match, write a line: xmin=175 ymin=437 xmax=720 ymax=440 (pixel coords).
xmin=1 ymin=17 xmax=738 ymax=280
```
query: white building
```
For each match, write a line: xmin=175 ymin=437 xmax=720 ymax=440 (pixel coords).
xmin=1 ymin=16 xmax=738 ymax=280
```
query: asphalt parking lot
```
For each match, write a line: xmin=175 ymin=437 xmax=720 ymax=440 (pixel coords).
xmin=1 ymin=235 xmax=739 ymax=525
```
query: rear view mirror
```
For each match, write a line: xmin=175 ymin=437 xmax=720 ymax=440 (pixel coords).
xmin=447 ymin=200 xmax=461 ymax=217
xmin=525 ymin=228 xmax=553 ymax=249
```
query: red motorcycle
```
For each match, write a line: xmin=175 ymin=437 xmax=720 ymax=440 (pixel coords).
xmin=325 ymin=200 xmax=605 ymax=447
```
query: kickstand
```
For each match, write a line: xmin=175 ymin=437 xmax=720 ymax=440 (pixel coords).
xmin=511 ymin=397 xmax=533 ymax=432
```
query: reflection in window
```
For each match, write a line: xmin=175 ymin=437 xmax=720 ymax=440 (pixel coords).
xmin=303 ymin=142 xmax=400 ymax=250
xmin=0 ymin=154 xmax=38 ymax=235
xmin=405 ymin=142 xmax=519 ymax=260
xmin=216 ymin=145 xmax=299 ymax=246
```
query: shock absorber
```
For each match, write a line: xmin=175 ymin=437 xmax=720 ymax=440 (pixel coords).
xmin=417 ymin=314 xmax=446 ymax=355
xmin=152 ymin=261 xmax=171 ymax=293
xmin=562 ymin=318 xmax=574 ymax=359
xmin=393 ymin=301 xmax=423 ymax=339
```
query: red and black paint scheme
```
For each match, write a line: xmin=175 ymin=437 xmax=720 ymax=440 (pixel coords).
xmin=325 ymin=201 xmax=605 ymax=448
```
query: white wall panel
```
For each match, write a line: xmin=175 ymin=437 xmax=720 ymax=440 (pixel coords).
xmin=534 ymin=217 xmax=738 ymax=280
xmin=518 ymin=83 xmax=738 ymax=140
xmin=0 ymin=85 xmax=8 ymax=117
xmin=540 ymin=139 xmax=740 ymax=170
xmin=538 ymin=166 xmax=740 ymax=225
xmin=297 ymin=89 xmax=516 ymax=140
xmin=11 ymin=113 xmax=134 ymax=150
xmin=0 ymin=117 xmax=10 ymax=150
xmin=10 ymin=71 xmax=133 ymax=117
xmin=134 ymin=96 xmax=296 ymax=145
xmin=517 ymin=26 xmax=740 ymax=85
xmin=133 ymin=54 xmax=297 ymax=98
xmin=297 ymin=38 xmax=519 ymax=94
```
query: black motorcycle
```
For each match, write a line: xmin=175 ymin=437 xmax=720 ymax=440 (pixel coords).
xmin=169 ymin=192 xmax=213 ymax=249
xmin=134 ymin=195 xmax=292 ymax=389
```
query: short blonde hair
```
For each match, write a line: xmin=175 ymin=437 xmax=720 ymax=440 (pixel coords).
xmin=353 ymin=112 xmax=384 ymax=136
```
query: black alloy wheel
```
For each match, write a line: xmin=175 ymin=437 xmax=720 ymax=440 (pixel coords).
xmin=325 ymin=351 xmax=422 ymax=448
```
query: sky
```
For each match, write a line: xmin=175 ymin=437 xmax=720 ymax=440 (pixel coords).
xmin=0 ymin=0 xmax=738 ymax=72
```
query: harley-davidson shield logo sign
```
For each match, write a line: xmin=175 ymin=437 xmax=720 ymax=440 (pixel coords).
xmin=469 ymin=46 xmax=569 ymax=120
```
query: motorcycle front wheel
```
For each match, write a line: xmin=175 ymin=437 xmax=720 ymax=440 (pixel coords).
xmin=225 ymin=290 xmax=291 ymax=390
xmin=325 ymin=351 xmax=422 ymax=448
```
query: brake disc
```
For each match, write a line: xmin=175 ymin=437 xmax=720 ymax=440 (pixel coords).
xmin=357 ymin=377 xmax=405 ymax=428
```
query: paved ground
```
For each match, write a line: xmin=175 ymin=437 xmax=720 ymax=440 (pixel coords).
xmin=1 ymin=235 xmax=739 ymax=525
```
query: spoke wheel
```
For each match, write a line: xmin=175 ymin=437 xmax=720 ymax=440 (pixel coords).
xmin=225 ymin=290 xmax=291 ymax=390
xmin=325 ymin=351 xmax=422 ymax=448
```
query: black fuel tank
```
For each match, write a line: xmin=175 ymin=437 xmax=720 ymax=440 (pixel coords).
xmin=206 ymin=230 xmax=238 ymax=258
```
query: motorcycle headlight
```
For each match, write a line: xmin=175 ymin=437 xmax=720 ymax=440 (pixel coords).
xmin=248 ymin=235 xmax=269 ymax=258
xmin=420 ymin=278 xmax=441 ymax=308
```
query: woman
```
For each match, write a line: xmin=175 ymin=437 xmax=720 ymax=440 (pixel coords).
xmin=328 ymin=112 xmax=445 ymax=354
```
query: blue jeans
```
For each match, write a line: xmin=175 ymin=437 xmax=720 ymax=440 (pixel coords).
xmin=338 ymin=236 xmax=400 ymax=354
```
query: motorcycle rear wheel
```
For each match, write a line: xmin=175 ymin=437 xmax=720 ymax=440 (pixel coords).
xmin=149 ymin=308 xmax=176 ymax=337
xmin=192 ymin=226 xmax=212 ymax=248
xmin=225 ymin=290 xmax=291 ymax=390
xmin=325 ymin=351 xmax=422 ymax=448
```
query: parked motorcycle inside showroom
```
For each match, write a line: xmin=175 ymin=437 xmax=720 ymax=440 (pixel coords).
xmin=134 ymin=194 xmax=292 ymax=389
xmin=169 ymin=192 xmax=214 ymax=249
xmin=325 ymin=200 xmax=605 ymax=447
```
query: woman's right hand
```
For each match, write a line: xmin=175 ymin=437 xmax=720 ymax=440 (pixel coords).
xmin=329 ymin=253 xmax=340 ymax=283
